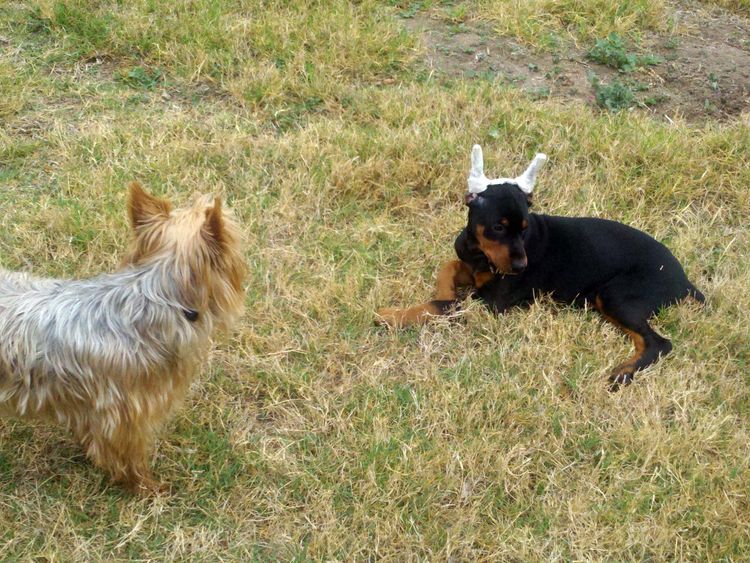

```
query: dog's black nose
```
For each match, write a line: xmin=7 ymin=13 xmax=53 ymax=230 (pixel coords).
xmin=511 ymin=258 xmax=527 ymax=273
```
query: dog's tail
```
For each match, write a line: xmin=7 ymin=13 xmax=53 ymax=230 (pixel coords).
xmin=687 ymin=283 xmax=705 ymax=304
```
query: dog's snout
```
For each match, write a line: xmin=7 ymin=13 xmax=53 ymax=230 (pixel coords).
xmin=511 ymin=257 xmax=527 ymax=273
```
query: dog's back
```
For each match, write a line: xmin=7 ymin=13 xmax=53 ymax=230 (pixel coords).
xmin=481 ymin=214 xmax=703 ymax=313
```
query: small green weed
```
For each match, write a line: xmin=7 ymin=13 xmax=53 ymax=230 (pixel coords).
xmin=395 ymin=1 xmax=425 ymax=18
xmin=528 ymin=85 xmax=551 ymax=100
xmin=708 ymin=72 xmax=719 ymax=91
xmin=588 ymin=33 xmax=661 ymax=72
xmin=590 ymin=73 xmax=636 ymax=111
xmin=443 ymin=4 xmax=468 ymax=23
xmin=644 ymin=93 xmax=668 ymax=106
xmin=119 ymin=66 xmax=162 ymax=90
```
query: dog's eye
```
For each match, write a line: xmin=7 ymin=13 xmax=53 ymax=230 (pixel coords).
xmin=492 ymin=224 xmax=505 ymax=234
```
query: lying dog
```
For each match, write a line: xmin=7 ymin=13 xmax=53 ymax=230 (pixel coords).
xmin=378 ymin=146 xmax=703 ymax=389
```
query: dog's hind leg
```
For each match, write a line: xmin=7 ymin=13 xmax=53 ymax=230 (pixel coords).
xmin=376 ymin=260 xmax=475 ymax=328
xmin=595 ymin=294 xmax=673 ymax=391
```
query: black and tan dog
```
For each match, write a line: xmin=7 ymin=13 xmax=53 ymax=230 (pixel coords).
xmin=377 ymin=145 xmax=704 ymax=389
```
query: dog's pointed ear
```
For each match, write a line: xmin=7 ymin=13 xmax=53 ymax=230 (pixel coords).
xmin=128 ymin=182 xmax=171 ymax=229
xmin=202 ymin=197 xmax=227 ymax=254
xmin=468 ymin=144 xmax=491 ymax=195
xmin=514 ymin=153 xmax=547 ymax=195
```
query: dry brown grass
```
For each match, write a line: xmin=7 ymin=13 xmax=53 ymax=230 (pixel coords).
xmin=702 ymin=0 xmax=750 ymax=15
xmin=1 ymin=0 xmax=749 ymax=559
xmin=475 ymin=0 xmax=669 ymax=48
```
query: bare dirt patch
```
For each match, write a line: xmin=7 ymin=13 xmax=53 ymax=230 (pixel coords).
xmin=403 ymin=3 xmax=750 ymax=121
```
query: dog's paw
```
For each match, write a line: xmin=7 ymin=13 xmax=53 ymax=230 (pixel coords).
xmin=607 ymin=369 xmax=634 ymax=393
xmin=375 ymin=308 xmax=404 ymax=327
xmin=125 ymin=476 xmax=170 ymax=497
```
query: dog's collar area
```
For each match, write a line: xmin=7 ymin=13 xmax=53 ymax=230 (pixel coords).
xmin=183 ymin=309 xmax=199 ymax=322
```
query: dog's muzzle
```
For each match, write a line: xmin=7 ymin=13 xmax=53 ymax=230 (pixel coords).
xmin=510 ymin=257 xmax=527 ymax=273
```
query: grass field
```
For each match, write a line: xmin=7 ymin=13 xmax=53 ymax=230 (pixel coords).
xmin=1 ymin=0 xmax=749 ymax=559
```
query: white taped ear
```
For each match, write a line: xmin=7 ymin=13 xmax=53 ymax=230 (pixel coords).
xmin=514 ymin=153 xmax=548 ymax=195
xmin=466 ymin=145 xmax=548 ymax=195
xmin=467 ymin=145 xmax=489 ymax=194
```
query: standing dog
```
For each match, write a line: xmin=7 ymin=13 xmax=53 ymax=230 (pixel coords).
xmin=378 ymin=146 xmax=703 ymax=389
xmin=0 ymin=183 xmax=247 ymax=493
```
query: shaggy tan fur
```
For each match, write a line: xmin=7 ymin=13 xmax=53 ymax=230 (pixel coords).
xmin=0 ymin=183 xmax=247 ymax=494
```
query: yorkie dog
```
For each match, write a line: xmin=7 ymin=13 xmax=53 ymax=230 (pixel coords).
xmin=0 ymin=183 xmax=247 ymax=494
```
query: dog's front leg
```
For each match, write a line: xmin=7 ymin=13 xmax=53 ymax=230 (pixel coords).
xmin=472 ymin=270 xmax=494 ymax=289
xmin=76 ymin=420 xmax=166 ymax=496
xmin=376 ymin=260 xmax=475 ymax=328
